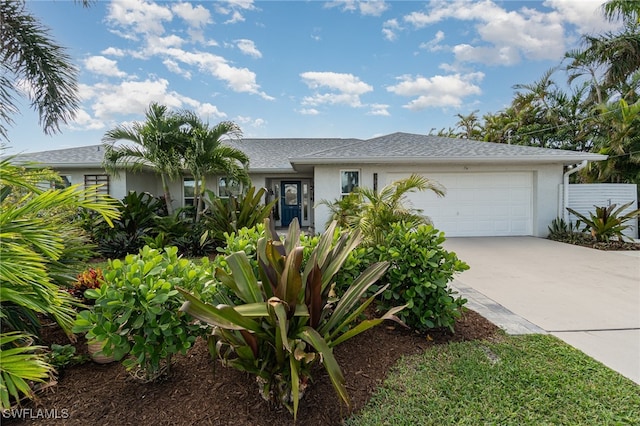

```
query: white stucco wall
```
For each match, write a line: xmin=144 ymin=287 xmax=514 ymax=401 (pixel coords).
xmin=55 ymin=168 xmax=128 ymax=200
xmin=313 ymin=163 xmax=564 ymax=237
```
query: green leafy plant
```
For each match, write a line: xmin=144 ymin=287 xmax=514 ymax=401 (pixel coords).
xmin=45 ymin=344 xmax=87 ymax=370
xmin=0 ymin=332 xmax=53 ymax=409
xmin=363 ymin=222 xmax=468 ymax=332
xmin=178 ymin=219 xmax=404 ymax=419
xmin=320 ymin=174 xmax=445 ymax=245
xmin=547 ymin=217 xmax=592 ymax=245
xmin=148 ymin=209 xmax=213 ymax=257
xmin=201 ymin=186 xmax=276 ymax=246
xmin=79 ymin=191 xmax=165 ymax=258
xmin=0 ymin=157 xmax=118 ymax=408
xmin=567 ymin=202 xmax=640 ymax=242
xmin=72 ymin=246 xmax=213 ymax=382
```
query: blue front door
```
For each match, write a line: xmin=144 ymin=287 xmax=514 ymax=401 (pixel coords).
xmin=281 ymin=181 xmax=301 ymax=227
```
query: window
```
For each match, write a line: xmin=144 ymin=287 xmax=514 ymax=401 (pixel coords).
xmin=219 ymin=177 xmax=241 ymax=197
xmin=50 ymin=175 xmax=71 ymax=190
xmin=184 ymin=177 xmax=200 ymax=206
xmin=340 ymin=170 xmax=359 ymax=197
xmin=84 ymin=175 xmax=109 ymax=198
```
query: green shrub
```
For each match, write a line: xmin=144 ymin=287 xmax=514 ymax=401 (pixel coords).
xmin=547 ymin=217 xmax=592 ymax=245
xmin=201 ymin=186 xmax=276 ymax=246
xmin=178 ymin=219 xmax=403 ymax=419
xmin=333 ymin=222 xmax=468 ymax=332
xmin=45 ymin=343 xmax=87 ymax=370
xmin=148 ymin=209 xmax=213 ymax=257
xmin=73 ymin=246 xmax=214 ymax=381
xmin=567 ymin=202 xmax=640 ymax=242
xmin=79 ymin=191 xmax=165 ymax=258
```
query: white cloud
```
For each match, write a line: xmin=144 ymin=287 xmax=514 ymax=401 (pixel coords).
xmin=419 ymin=30 xmax=445 ymax=52
xmin=162 ymin=48 xmax=272 ymax=99
xmin=453 ymin=44 xmax=521 ymax=66
xmin=299 ymin=108 xmax=320 ymax=115
xmin=367 ymin=104 xmax=390 ymax=116
xmin=68 ymin=109 xmax=106 ymax=131
xmin=107 ymin=0 xmax=173 ymax=36
xmin=101 ymin=47 xmax=126 ymax=57
xmin=214 ymin=0 xmax=256 ymax=24
xmin=235 ymin=115 xmax=266 ymax=128
xmin=144 ymin=34 xmax=185 ymax=54
xmin=400 ymin=0 xmax=611 ymax=65
xmin=83 ymin=56 xmax=127 ymax=78
xmin=300 ymin=71 xmax=373 ymax=108
xmin=74 ymin=79 xmax=229 ymax=130
xmin=196 ymin=103 xmax=227 ymax=119
xmin=544 ymin=0 xmax=618 ymax=34
xmin=162 ymin=59 xmax=192 ymax=79
xmin=171 ymin=2 xmax=211 ymax=28
xmin=325 ymin=1 xmax=389 ymax=16
xmin=359 ymin=1 xmax=389 ymax=16
xmin=387 ymin=72 xmax=484 ymax=110
xmin=235 ymin=39 xmax=262 ymax=58
xmin=382 ymin=19 xmax=401 ymax=41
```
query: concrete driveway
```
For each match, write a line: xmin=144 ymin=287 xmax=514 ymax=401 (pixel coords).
xmin=442 ymin=237 xmax=640 ymax=384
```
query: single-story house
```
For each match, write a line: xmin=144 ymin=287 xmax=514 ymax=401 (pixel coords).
xmin=11 ymin=132 xmax=606 ymax=237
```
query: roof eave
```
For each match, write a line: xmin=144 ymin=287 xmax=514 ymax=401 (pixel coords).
xmin=290 ymin=155 xmax=608 ymax=166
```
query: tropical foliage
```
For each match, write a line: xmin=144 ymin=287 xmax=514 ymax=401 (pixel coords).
xmin=567 ymin=202 xmax=640 ymax=242
xmin=0 ymin=157 xmax=119 ymax=336
xmin=0 ymin=157 xmax=118 ymax=408
xmin=180 ymin=117 xmax=250 ymax=221
xmin=73 ymin=246 xmax=214 ymax=382
xmin=321 ymin=174 xmax=445 ymax=245
xmin=102 ymin=102 xmax=251 ymax=218
xmin=366 ymin=223 xmax=468 ymax=331
xmin=201 ymin=186 xmax=276 ymax=247
xmin=103 ymin=103 xmax=189 ymax=215
xmin=432 ymin=0 xmax=640 ymax=188
xmin=0 ymin=0 xmax=86 ymax=141
xmin=178 ymin=219 xmax=404 ymax=418
xmin=0 ymin=332 xmax=53 ymax=410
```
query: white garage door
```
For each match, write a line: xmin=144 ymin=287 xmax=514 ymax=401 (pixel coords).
xmin=386 ymin=172 xmax=533 ymax=237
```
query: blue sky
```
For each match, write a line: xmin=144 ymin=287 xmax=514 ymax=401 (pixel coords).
xmin=6 ymin=0 xmax=619 ymax=154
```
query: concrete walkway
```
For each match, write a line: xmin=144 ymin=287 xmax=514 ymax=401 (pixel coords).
xmin=442 ymin=237 xmax=640 ymax=385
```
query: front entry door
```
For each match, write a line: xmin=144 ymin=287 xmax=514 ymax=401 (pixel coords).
xmin=281 ymin=181 xmax=301 ymax=227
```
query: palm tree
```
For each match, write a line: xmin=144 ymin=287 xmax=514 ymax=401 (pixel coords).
xmin=565 ymin=1 xmax=640 ymax=98
xmin=102 ymin=103 xmax=189 ymax=214
xmin=181 ymin=117 xmax=250 ymax=221
xmin=584 ymin=99 xmax=640 ymax=184
xmin=0 ymin=0 xmax=91 ymax=141
xmin=454 ymin=111 xmax=482 ymax=139
xmin=322 ymin=174 xmax=445 ymax=245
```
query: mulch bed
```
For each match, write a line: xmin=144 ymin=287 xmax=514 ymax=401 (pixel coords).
xmin=551 ymin=238 xmax=640 ymax=251
xmin=7 ymin=309 xmax=499 ymax=426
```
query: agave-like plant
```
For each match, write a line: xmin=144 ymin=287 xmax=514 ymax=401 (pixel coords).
xmin=178 ymin=219 xmax=404 ymax=418
xmin=567 ymin=202 xmax=640 ymax=242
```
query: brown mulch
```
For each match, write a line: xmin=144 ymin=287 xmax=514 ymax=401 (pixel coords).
xmin=10 ymin=309 xmax=499 ymax=426
xmin=551 ymin=238 xmax=640 ymax=251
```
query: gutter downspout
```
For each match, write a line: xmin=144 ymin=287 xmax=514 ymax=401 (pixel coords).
xmin=563 ymin=160 xmax=588 ymax=223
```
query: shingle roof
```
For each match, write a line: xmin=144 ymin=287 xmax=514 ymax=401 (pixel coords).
xmin=225 ymin=138 xmax=360 ymax=172
xmin=290 ymin=132 xmax=607 ymax=166
xmin=10 ymin=144 xmax=107 ymax=167
xmin=9 ymin=132 xmax=606 ymax=171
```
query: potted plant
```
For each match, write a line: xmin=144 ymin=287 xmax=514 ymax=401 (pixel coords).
xmin=73 ymin=246 xmax=212 ymax=379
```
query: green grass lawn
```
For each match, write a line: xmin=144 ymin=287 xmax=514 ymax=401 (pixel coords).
xmin=348 ymin=334 xmax=640 ymax=425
